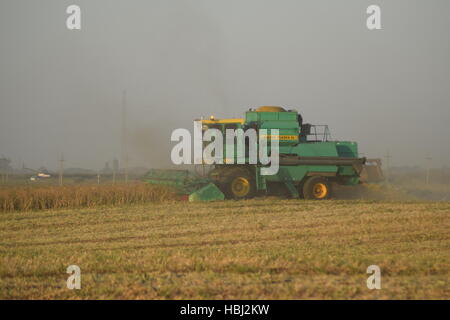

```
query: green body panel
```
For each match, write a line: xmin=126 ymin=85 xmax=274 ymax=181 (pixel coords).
xmin=338 ymin=165 xmax=357 ymax=176
xmin=283 ymin=142 xmax=338 ymax=157
xmin=255 ymin=167 xmax=266 ymax=190
xmin=336 ymin=141 xmax=359 ymax=158
xmin=246 ymin=110 xmax=299 ymax=146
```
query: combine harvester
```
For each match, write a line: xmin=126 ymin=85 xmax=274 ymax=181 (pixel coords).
xmin=144 ymin=106 xmax=383 ymax=201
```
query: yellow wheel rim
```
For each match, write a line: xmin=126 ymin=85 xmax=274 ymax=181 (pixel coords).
xmin=231 ymin=177 xmax=250 ymax=197
xmin=313 ymin=183 xmax=328 ymax=199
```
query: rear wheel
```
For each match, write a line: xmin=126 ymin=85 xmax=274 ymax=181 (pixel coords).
xmin=302 ymin=176 xmax=332 ymax=200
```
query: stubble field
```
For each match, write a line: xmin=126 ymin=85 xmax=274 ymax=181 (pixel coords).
xmin=1 ymin=197 xmax=449 ymax=299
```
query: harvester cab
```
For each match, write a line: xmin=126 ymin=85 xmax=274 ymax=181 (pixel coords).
xmin=144 ymin=106 xmax=383 ymax=201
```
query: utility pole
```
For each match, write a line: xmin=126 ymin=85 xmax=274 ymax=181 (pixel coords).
xmin=59 ymin=153 xmax=64 ymax=186
xmin=112 ymin=162 xmax=116 ymax=185
xmin=121 ymin=90 xmax=129 ymax=183
xmin=384 ymin=150 xmax=391 ymax=184
xmin=425 ymin=156 xmax=432 ymax=185
xmin=112 ymin=158 xmax=118 ymax=184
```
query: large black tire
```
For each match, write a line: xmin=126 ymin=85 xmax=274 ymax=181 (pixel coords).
xmin=218 ymin=167 xmax=256 ymax=200
xmin=302 ymin=176 xmax=332 ymax=200
xmin=297 ymin=180 xmax=305 ymax=199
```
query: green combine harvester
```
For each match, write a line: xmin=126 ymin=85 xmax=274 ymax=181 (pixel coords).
xmin=144 ymin=106 xmax=381 ymax=201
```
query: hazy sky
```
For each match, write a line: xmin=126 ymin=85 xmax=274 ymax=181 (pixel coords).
xmin=1 ymin=0 xmax=449 ymax=170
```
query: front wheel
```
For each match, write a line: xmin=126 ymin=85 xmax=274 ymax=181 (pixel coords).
xmin=222 ymin=167 xmax=256 ymax=200
xmin=302 ymin=176 xmax=332 ymax=200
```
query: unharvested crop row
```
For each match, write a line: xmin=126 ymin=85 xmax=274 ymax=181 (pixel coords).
xmin=0 ymin=183 xmax=176 ymax=212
